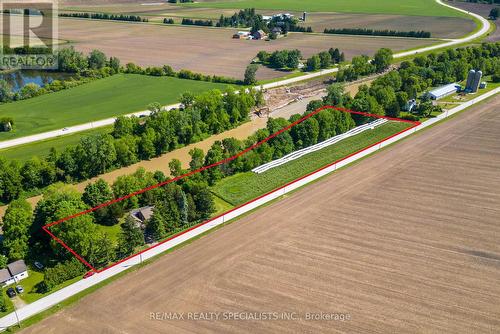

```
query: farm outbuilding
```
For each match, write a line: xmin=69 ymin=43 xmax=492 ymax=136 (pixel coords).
xmin=427 ymin=83 xmax=460 ymax=100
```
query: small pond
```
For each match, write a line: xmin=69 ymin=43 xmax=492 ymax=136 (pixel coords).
xmin=0 ymin=70 xmax=73 ymax=92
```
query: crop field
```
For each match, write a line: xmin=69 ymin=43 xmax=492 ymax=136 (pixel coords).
xmin=301 ymin=13 xmax=475 ymax=39
xmin=185 ymin=0 xmax=466 ymax=17
xmin=0 ymin=74 xmax=226 ymax=140
xmin=212 ymin=121 xmax=411 ymax=205
xmin=19 ymin=96 xmax=500 ymax=334
xmin=52 ymin=18 xmax=437 ymax=80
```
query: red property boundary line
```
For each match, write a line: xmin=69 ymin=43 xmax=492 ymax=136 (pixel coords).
xmin=43 ymin=106 xmax=420 ymax=274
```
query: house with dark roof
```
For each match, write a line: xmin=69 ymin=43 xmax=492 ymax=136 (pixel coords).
xmin=252 ymin=30 xmax=267 ymax=40
xmin=129 ymin=206 xmax=154 ymax=229
xmin=0 ymin=260 xmax=28 ymax=286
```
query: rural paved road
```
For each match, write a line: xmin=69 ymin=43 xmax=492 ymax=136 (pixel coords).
xmin=0 ymin=0 xmax=492 ymax=150
xmin=17 ymin=91 xmax=500 ymax=334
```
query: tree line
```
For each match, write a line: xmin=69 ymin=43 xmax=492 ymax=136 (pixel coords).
xmin=324 ymin=28 xmax=431 ymax=38
xmin=181 ymin=18 xmax=214 ymax=26
xmin=59 ymin=12 xmax=148 ymax=22
xmin=0 ymin=88 xmax=262 ymax=205
xmin=306 ymin=48 xmax=346 ymax=71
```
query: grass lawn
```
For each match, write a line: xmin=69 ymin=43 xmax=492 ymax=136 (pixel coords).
xmin=0 ymin=74 xmax=228 ymax=141
xmin=97 ymin=223 xmax=123 ymax=247
xmin=213 ymin=195 xmax=234 ymax=216
xmin=184 ymin=0 xmax=466 ymax=17
xmin=212 ymin=121 xmax=411 ymax=206
xmin=0 ymin=126 xmax=113 ymax=161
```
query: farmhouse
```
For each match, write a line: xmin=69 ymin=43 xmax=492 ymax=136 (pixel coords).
xmin=253 ymin=30 xmax=267 ymax=40
xmin=129 ymin=206 xmax=154 ymax=229
xmin=0 ymin=260 xmax=29 ymax=287
xmin=427 ymin=83 xmax=460 ymax=100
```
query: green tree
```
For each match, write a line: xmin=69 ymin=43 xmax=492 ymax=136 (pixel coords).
xmin=109 ymin=56 xmax=121 ymax=73
xmin=307 ymin=55 xmax=321 ymax=71
xmin=318 ymin=51 xmax=332 ymax=69
xmin=244 ymin=64 xmax=258 ymax=85
xmin=58 ymin=47 xmax=88 ymax=73
xmin=189 ymin=148 xmax=205 ymax=171
xmin=0 ymin=80 xmax=11 ymax=102
xmin=117 ymin=216 xmax=145 ymax=257
xmin=2 ymin=199 xmax=32 ymax=261
xmin=88 ymin=49 xmax=107 ymax=69
xmin=373 ymin=48 xmax=393 ymax=73
xmin=489 ymin=8 xmax=499 ymax=20
xmin=82 ymin=179 xmax=114 ymax=208
xmin=169 ymin=158 xmax=184 ymax=178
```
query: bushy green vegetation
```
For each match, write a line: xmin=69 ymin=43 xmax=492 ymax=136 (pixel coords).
xmin=183 ymin=0 xmax=467 ymax=17
xmin=212 ymin=121 xmax=410 ymax=205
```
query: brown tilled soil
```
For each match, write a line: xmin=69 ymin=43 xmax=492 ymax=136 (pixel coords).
xmin=50 ymin=18 xmax=436 ymax=80
xmin=302 ymin=12 xmax=475 ymax=39
xmin=20 ymin=96 xmax=500 ymax=333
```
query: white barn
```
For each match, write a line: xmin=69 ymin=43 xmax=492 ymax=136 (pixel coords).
xmin=427 ymin=84 xmax=460 ymax=100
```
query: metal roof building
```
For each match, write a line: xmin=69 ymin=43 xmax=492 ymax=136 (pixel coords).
xmin=427 ymin=83 xmax=460 ymax=100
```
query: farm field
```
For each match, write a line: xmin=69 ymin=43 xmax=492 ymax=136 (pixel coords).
xmin=184 ymin=0 xmax=466 ymax=17
xmin=19 ymin=96 xmax=500 ymax=333
xmin=212 ymin=121 xmax=411 ymax=206
xmin=58 ymin=5 xmax=474 ymax=39
xmin=53 ymin=18 xmax=438 ymax=80
xmin=0 ymin=74 xmax=227 ymax=141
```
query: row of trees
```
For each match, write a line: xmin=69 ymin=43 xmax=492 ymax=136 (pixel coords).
xmin=306 ymin=48 xmax=346 ymax=71
xmin=324 ymin=28 xmax=431 ymax=38
xmin=181 ymin=18 xmax=214 ymax=26
xmin=59 ymin=12 xmax=148 ymax=22
xmin=0 ymin=88 xmax=262 ymax=205
xmin=256 ymin=49 xmax=302 ymax=69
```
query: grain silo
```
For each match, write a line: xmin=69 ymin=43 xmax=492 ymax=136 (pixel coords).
xmin=471 ymin=70 xmax=482 ymax=93
xmin=465 ymin=69 xmax=476 ymax=91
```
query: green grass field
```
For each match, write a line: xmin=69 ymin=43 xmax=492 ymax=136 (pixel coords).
xmin=212 ymin=121 xmax=411 ymax=206
xmin=185 ymin=0 xmax=465 ymax=17
xmin=0 ymin=126 xmax=112 ymax=161
xmin=0 ymin=74 xmax=228 ymax=141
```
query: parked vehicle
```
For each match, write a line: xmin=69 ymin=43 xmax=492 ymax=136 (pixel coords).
xmin=6 ymin=288 xmax=16 ymax=298
xmin=34 ymin=261 xmax=44 ymax=270
xmin=83 ymin=271 xmax=95 ymax=279
xmin=15 ymin=285 xmax=24 ymax=293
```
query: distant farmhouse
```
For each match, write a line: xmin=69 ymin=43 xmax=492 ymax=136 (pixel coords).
xmin=0 ymin=260 xmax=28 ymax=287
xmin=253 ymin=29 xmax=267 ymax=40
